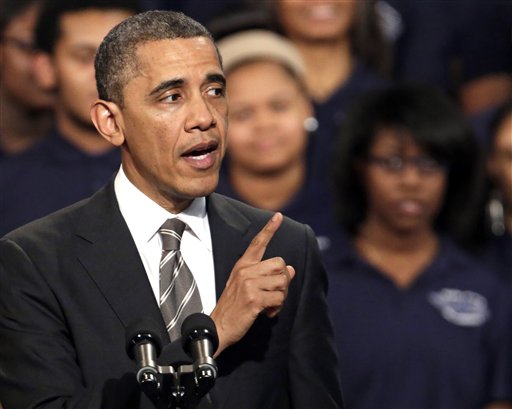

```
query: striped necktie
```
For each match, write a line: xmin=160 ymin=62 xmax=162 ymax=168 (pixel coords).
xmin=158 ymin=218 xmax=203 ymax=340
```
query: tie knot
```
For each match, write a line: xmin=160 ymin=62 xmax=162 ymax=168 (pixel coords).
xmin=159 ymin=218 xmax=186 ymax=251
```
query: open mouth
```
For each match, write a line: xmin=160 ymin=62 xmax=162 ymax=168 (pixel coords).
xmin=396 ymin=199 xmax=424 ymax=216
xmin=182 ymin=141 xmax=219 ymax=160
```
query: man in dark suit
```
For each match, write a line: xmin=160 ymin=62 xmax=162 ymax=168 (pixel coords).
xmin=0 ymin=10 xmax=343 ymax=409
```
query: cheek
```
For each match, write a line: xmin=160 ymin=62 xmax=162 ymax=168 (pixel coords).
xmin=11 ymin=53 xmax=31 ymax=74
xmin=3 ymin=51 xmax=31 ymax=82
xmin=281 ymin=118 xmax=308 ymax=149
xmin=228 ymin=121 xmax=256 ymax=146
xmin=497 ymin=162 xmax=512 ymax=184
xmin=212 ymin=99 xmax=229 ymax=126
xmin=426 ymin=177 xmax=447 ymax=214
xmin=227 ymin=123 xmax=253 ymax=150
xmin=56 ymin=63 xmax=80 ymax=93
xmin=363 ymin=172 xmax=391 ymax=204
xmin=503 ymin=167 xmax=512 ymax=188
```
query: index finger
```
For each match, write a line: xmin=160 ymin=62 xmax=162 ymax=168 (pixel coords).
xmin=240 ymin=212 xmax=283 ymax=263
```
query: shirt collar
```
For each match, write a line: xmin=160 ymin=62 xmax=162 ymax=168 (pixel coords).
xmin=114 ymin=166 xmax=211 ymax=250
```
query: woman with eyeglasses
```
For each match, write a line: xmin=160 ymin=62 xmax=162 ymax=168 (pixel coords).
xmin=325 ymin=84 xmax=512 ymax=409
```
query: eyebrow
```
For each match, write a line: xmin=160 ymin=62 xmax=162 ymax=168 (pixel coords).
xmin=207 ymin=73 xmax=226 ymax=87
xmin=148 ymin=73 xmax=226 ymax=98
xmin=149 ymin=78 xmax=184 ymax=97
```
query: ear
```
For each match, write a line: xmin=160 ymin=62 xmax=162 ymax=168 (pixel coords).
xmin=90 ymin=100 xmax=125 ymax=147
xmin=33 ymin=52 xmax=57 ymax=90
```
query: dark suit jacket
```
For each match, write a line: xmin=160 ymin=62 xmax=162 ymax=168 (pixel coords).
xmin=0 ymin=181 xmax=343 ymax=409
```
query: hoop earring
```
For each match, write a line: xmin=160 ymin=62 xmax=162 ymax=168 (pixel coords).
xmin=304 ymin=117 xmax=319 ymax=132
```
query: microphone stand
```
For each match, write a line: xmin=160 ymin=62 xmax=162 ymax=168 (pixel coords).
xmin=127 ymin=313 xmax=219 ymax=409
xmin=153 ymin=360 xmax=216 ymax=409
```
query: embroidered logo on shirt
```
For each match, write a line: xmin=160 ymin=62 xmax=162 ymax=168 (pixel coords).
xmin=428 ymin=288 xmax=490 ymax=327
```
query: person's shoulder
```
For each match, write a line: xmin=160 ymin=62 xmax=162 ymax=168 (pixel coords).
xmin=2 ymin=197 xmax=91 ymax=246
xmin=351 ymin=61 xmax=391 ymax=90
xmin=440 ymin=237 xmax=508 ymax=291
xmin=208 ymin=193 xmax=311 ymax=236
xmin=0 ymin=134 xmax=57 ymax=182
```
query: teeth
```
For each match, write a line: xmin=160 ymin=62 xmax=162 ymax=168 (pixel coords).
xmin=190 ymin=153 xmax=208 ymax=160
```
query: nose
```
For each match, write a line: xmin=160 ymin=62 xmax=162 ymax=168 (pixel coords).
xmin=254 ymin=108 xmax=278 ymax=131
xmin=185 ymin=94 xmax=216 ymax=132
xmin=399 ymin=164 xmax=422 ymax=186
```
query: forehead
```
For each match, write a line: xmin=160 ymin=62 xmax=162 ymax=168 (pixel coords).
xmin=228 ymin=61 xmax=301 ymax=92
xmin=58 ymin=9 xmax=133 ymax=46
xmin=4 ymin=3 xmax=39 ymax=37
xmin=132 ymin=37 xmax=221 ymax=83
xmin=371 ymin=127 xmax=424 ymax=152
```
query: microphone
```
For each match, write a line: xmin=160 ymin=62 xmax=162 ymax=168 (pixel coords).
xmin=181 ymin=313 xmax=219 ymax=395
xmin=126 ymin=317 xmax=163 ymax=400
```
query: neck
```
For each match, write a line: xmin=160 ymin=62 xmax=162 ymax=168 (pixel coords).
xmin=56 ymin=110 xmax=113 ymax=155
xmin=355 ymin=219 xmax=439 ymax=288
xmin=292 ymin=38 xmax=353 ymax=102
xmin=228 ymin=160 xmax=305 ymax=211
xmin=0 ymin=91 xmax=53 ymax=154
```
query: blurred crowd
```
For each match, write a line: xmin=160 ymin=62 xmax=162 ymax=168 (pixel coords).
xmin=0 ymin=0 xmax=511 ymax=408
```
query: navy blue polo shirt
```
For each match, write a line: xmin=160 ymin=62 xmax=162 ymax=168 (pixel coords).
xmin=481 ymin=233 xmax=512 ymax=284
xmin=0 ymin=129 xmax=120 ymax=236
xmin=327 ymin=235 xmax=512 ymax=408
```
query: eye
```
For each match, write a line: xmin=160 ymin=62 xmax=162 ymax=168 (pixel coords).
xmin=71 ymin=49 xmax=96 ymax=65
xmin=416 ymin=156 xmax=445 ymax=173
xmin=230 ymin=108 xmax=252 ymax=122
xmin=382 ymin=156 xmax=404 ymax=171
xmin=161 ymin=92 xmax=181 ymax=103
xmin=207 ymin=86 xmax=225 ymax=97
xmin=270 ymin=99 xmax=290 ymax=112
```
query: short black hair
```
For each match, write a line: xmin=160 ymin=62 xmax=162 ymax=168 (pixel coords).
xmin=0 ymin=0 xmax=41 ymax=36
xmin=333 ymin=84 xmax=484 ymax=248
xmin=95 ymin=10 xmax=216 ymax=106
xmin=34 ymin=0 xmax=141 ymax=53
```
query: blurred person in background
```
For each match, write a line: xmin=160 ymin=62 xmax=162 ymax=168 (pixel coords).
xmin=138 ymin=0 xmax=241 ymax=26
xmin=326 ymin=84 xmax=512 ymax=408
xmin=0 ymin=0 xmax=139 ymax=236
xmin=481 ymin=100 xmax=512 ymax=282
xmin=215 ymin=30 xmax=337 ymax=253
xmin=0 ymin=0 xmax=54 ymax=158
xmin=381 ymin=0 xmax=512 ymax=115
xmin=271 ymin=0 xmax=391 ymax=209
xmin=456 ymin=0 xmax=512 ymax=115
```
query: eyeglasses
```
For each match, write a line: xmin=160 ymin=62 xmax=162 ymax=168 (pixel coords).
xmin=366 ymin=155 xmax=447 ymax=175
xmin=1 ymin=36 xmax=36 ymax=53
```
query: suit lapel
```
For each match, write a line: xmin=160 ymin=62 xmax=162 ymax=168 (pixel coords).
xmin=72 ymin=181 xmax=169 ymax=343
xmin=207 ymin=193 xmax=253 ymax=301
xmin=206 ymin=193 xmax=258 ymax=408
xmin=72 ymin=189 xmax=259 ymax=407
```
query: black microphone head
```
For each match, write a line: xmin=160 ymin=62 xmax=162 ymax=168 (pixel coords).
xmin=126 ymin=316 xmax=163 ymax=359
xmin=181 ymin=313 xmax=219 ymax=354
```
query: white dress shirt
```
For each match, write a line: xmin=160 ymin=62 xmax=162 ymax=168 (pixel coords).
xmin=114 ymin=166 xmax=217 ymax=314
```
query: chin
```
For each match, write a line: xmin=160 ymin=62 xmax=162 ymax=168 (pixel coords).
xmin=185 ymin=178 xmax=219 ymax=198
